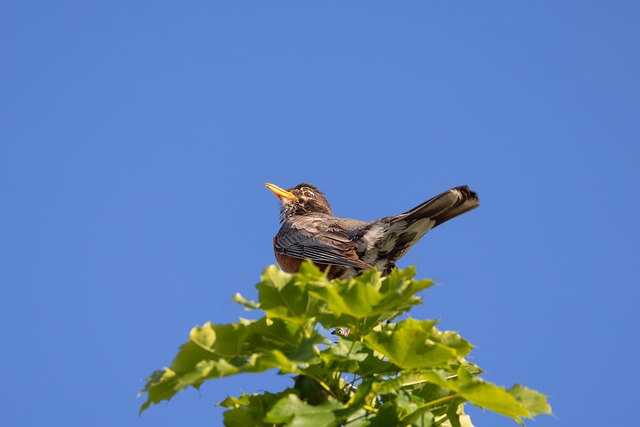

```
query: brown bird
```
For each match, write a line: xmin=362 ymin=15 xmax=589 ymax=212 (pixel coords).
xmin=266 ymin=182 xmax=480 ymax=280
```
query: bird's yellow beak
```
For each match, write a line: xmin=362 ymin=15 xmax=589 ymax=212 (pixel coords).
xmin=265 ymin=182 xmax=298 ymax=201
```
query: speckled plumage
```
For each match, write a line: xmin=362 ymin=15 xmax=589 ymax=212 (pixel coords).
xmin=267 ymin=183 xmax=480 ymax=280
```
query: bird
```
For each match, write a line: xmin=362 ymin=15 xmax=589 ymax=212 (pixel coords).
xmin=266 ymin=182 xmax=479 ymax=280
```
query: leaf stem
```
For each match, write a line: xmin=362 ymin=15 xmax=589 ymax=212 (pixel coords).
xmin=362 ymin=404 xmax=378 ymax=413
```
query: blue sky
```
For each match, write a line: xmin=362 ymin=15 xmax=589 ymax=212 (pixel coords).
xmin=2 ymin=1 xmax=639 ymax=426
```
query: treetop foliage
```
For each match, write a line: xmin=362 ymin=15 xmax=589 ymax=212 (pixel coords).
xmin=139 ymin=262 xmax=551 ymax=426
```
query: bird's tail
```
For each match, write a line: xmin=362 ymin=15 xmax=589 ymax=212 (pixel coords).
xmin=403 ymin=185 xmax=480 ymax=227
xmin=357 ymin=186 xmax=480 ymax=270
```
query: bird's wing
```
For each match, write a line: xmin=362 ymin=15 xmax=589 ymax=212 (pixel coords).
xmin=275 ymin=216 xmax=372 ymax=269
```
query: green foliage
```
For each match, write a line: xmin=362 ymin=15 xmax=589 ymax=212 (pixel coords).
xmin=139 ymin=262 xmax=551 ymax=426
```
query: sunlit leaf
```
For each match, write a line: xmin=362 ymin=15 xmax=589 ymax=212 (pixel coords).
xmin=220 ymin=390 xmax=292 ymax=427
xmin=264 ymin=393 xmax=345 ymax=426
xmin=364 ymin=319 xmax=465 ymax=369
xmin=232 ymin=293 xmax=259 ymax=311
xmin=258 ymin=266 xmax=312 ymax=320
xmin=508 ymin=384 xmax=552 ymax=416
xmin=455 ymin=366 xmax=530 ymax=423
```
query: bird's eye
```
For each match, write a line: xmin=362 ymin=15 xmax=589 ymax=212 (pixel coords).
xmin=305 ymin=190 xmax=315 ymax=197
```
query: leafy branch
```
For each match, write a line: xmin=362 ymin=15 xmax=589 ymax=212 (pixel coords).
xmin=139 ymin=261 xmax=551 ymax=426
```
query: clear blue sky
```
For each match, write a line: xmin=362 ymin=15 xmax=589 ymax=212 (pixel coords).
xmin=2 ymin=2 xmax=638 ymax=426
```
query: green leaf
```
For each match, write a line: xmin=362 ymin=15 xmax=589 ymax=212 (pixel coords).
xmin=305 ymin=265 xmax=433 ymax=337
xmin=507 ymin=384 xmax=553 ymax=416
xmin=140 ymin=316 xmax=322 ymax=412
xmin=430 ymin=329 xmax=474 ymax=357
xmin=220 ymin=390 xmax=293 ymax=427
xmin=318 ymin=339 xmax=398 ymax=377
xmin=365 ymin=402 xmax=401 ymax=426
xmin=264 ymin=393 xmax=345 ymax=426
xmin=364 ymin=319 xmax=467 ymax=369
xmin=294 ymin=375 xmax=334 ymax=405
xmin=441 ymin=402 xmax=475 ymax=427
xmin=257 ymin=266 xmax=311 ymax=320
xmin=138 ymin=369 xmax=180 ymax=414
xmin=372 ymin=370 xmax=451 ymax=397
xmin=232 ymin=293 xmax=259 ymax=311
xmin=392 ymin=390 xmax=437 ymax=426
xmin=309 ymin=269 xmax=386 ymax=316
xmin=402 ymin=408 xmax=435 ymax=427
xmin=454 ymin=366 xmax=531 ymax=424
xmin=309 ymin=267 xmax=432 ymax=319
xmin=244 ymin=316 xmax=324 ymax=359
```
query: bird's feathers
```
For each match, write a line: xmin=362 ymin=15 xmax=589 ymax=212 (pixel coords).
xmin=355 ymin=186 xmax=479 ymax=272
xmin=272 ymin=185 xmax=479 ymax=279
xmin=274 ymin=215 xmax=372 ymax=269
xmin=403 ymin=186 xmax=479 ymax=226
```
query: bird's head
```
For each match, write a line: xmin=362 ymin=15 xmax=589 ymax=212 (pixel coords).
xmin=266 ymin=182 xmax=333 ymax=219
